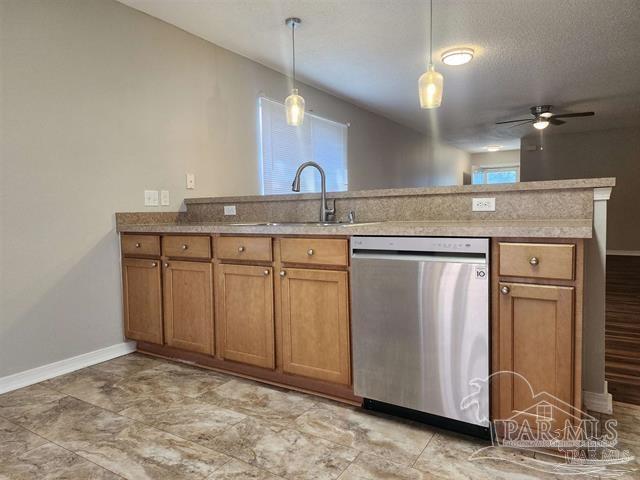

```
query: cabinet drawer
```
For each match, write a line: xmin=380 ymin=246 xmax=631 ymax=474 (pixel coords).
xmin=280 ymin=238 xmax=348 ymax=267
xmin=121 ymin=235 xmax=160 ymax=257
xmin=216 ymin=236 xmax=272 ymax=262
xmin=499 ymin=242 xmax=575 ymax=280
xmin=162 ymin=235 xmax=211 ymax=259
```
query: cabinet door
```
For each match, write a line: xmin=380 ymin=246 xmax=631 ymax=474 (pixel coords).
xmin=122 ymin=258 xmax=163 ymax=344
xmin=280 ymin=268 xmax=350 ymax=385
xmin=163 ymin=261 xmax=214 ymax=354
xmin=216 ymin=264 xmax=275 ymax=369
xmin=498 ymin=282 xmax=574 ymax=430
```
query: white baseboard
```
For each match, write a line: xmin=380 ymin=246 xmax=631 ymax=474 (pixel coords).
xmin=0 ymin=341 xmax=137 ymax=395
xmin=583 ymin=382 xmax=613 ymax=414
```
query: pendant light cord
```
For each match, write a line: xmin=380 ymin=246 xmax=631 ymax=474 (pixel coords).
xmin=291 ymin=22 xmax=296 ymax=87
xmin=429 ymin=0 xmax=433 ymax=64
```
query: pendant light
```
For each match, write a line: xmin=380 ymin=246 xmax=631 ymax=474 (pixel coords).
xmin=285 ymin=17 xmax=305 ymax=126
xmin=418 ymin=0 xmax=443 ymax=109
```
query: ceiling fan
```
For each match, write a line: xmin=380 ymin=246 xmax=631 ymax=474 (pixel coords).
xmin=496 ymin=105 xmax=595 ymax=130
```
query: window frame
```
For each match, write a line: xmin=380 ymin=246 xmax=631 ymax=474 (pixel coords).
xmin=257 ymin=96 xmax=349 ymax=195
xmin=471 ymin=164 xmax=520 ymax=185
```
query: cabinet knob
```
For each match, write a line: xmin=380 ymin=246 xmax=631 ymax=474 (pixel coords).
xmin=264 ymin=270 xmax=270 ymax=276
xmin=164 ymin=263 xmax=169 ymax=268
xmin=529 ymin=256 xmax=539 ymax=266
xmin=238 ymin=246 xmax=245 ymax=252
xmin=307 ymin=249 xmax=314 ymax=256
xmin=151 ymin=262 xmax=157 ymax=267
xmin=135 ymin=242 xmax=141 ymax=248
xmin=181 ymin=244 xmax=188 ymax=250
xmin=279 ymin=270 xmax=286 ymax=277
xmin=501 ymin=285 xmax=510 ymax=295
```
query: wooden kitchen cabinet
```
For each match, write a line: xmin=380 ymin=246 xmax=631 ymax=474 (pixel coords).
xmin=279 ymin=268 xmax=351 ymax=385
xmin=122 ymin=258 xmax=163 ymax=344
xmin=163 ymin=260 xmax=214 ymax=355
xmin=216 ymin=264 xmax=275 ymax=369
xmin=497 ymin=282 xmax=575 ymax=430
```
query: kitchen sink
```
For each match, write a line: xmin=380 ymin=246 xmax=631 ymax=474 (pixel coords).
xmin=225 ymin=221 xmax=381 ymax=227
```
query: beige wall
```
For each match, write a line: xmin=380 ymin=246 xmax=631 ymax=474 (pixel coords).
xmin=520 ymin=127 xmax=640 ymax=251
xmin=0 ymin=0 xmax=467 ymax=377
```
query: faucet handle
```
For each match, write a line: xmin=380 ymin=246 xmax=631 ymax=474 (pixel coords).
xmin=347 ymin=210 xmax=356 ymax=224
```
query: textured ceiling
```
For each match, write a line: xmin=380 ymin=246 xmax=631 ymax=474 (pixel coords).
xmin=119 ymin=0 xmax=640 ymax=152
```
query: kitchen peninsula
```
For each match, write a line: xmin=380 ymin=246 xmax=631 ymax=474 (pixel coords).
xmin=116 ymin=177 xmax=615 ymax=429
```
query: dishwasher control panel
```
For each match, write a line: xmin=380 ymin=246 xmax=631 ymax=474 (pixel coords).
xmin=351 ymin=236 xmax=489 ymax=255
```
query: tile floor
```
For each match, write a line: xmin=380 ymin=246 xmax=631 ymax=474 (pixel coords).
xmin=0 ymin=353 xmax=638 ymax=479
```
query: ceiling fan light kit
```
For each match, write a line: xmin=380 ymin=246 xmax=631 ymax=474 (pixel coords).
xmin=533 ymin=118 xmax=550 ymax=130
xmin=496 ymin=105 xmax=595 ymax=130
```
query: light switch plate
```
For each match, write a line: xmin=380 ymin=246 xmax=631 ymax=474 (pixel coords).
xmin=160 ymin=190 xmax=170 ymax=206
xmin=144 ymin=190 xmax=159 ymax=207
xmin=224 ymin=205 xmax=237 ymax=216
xmin=472 ymin=197 xmax=496 ymax=212
xmin=186 ymin=173 xmax=195 ymax=190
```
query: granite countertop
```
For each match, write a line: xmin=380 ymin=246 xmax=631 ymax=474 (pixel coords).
xmin=117 ymin=218 xmax=593 ymax=238
xmin=184 ymin=177 xmax=616 ymax=204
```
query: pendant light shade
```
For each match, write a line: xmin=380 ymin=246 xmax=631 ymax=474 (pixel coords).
xmin=285 ymin=17 xmax=304 ymax=126
xmin=419 ymin=0 xmax=443 ymax=109
xmin=285 ymin=88 xmax=305 ymax=126
xmin=419 ymin=64 xmax=443 ymax=109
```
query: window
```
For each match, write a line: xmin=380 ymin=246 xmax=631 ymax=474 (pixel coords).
xmin=472 ymin=165 xmax=520 ymax=185
xmin=258 ymin=97 xmax=348 ymax=195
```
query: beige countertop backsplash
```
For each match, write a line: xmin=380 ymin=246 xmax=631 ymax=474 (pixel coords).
xmin=116 ymin=178 xmax=615 ymax=238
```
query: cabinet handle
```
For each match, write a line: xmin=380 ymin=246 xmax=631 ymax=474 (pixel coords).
xmin=181 ymin=244 xmax=188 ymax=250
xmin=164 ymin=263 xmax=169 ymax=268
xmin=151 ymin=262 xmax=157 ymax=267
xmin=135 ymin=242 xmax=141 ymax=248
xmin=501 ymin=285 xmax=510 ymax=295
xmin=264 ymin=270 xmax=270 ymax=276
xmin=279 ymin=270 xmax=286 ymax=277
xmin=307 ymin=249 xmax=314 ymax=256
xmin=238 ymin=246 xmax=245 ymax=252
xmin=529 ymin=256 xmax=539 ymax=266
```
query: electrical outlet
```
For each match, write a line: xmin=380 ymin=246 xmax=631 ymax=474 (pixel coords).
xmin=472 ymin=197 xmax=495 ymax=212
xmin=144 ymin=190 xmax=159 ymax=207
xmin=224 ymin=205 xmax=237 ymax=216
xmin=186 ymin=173 xmax=195 ymax=189
xmin=160 ymin=190 xmax=170 ymax=206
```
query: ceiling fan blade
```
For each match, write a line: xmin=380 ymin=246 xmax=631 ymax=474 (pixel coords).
xmin=496 ymin=118 xmax=532 ymax=125
xmin=508 ymin=120 xmax=534 ymax=129
xmin=551 ymin=111 xmax=595 ymax=119
xmin=549 ymin=117 xmax=566 ymax=125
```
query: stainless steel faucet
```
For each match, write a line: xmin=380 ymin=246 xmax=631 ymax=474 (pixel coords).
xmin=291 ymin=161 xmax=336 ymax=222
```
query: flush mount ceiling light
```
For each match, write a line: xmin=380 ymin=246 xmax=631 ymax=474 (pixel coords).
xmin=441 ymin=48 xmax=474 ymax=66
xmin=485 ymin=145 xmax=502 ymax=152
xmin=418 ymin=0 xmax=443 ymax=109
xmin=285 ymin=17 xmax=304 ymax=126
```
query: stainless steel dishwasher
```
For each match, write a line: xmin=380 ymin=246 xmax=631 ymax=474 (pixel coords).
xmin=351 ymin=236 xmax=489 ymax=432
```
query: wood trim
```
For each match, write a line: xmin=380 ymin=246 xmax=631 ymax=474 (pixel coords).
xmin=136 ymin=342 xmax=361 ymax=405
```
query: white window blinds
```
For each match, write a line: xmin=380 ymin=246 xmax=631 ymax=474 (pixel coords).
xmin=259 ymin=97 xmax=348 ymax=195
